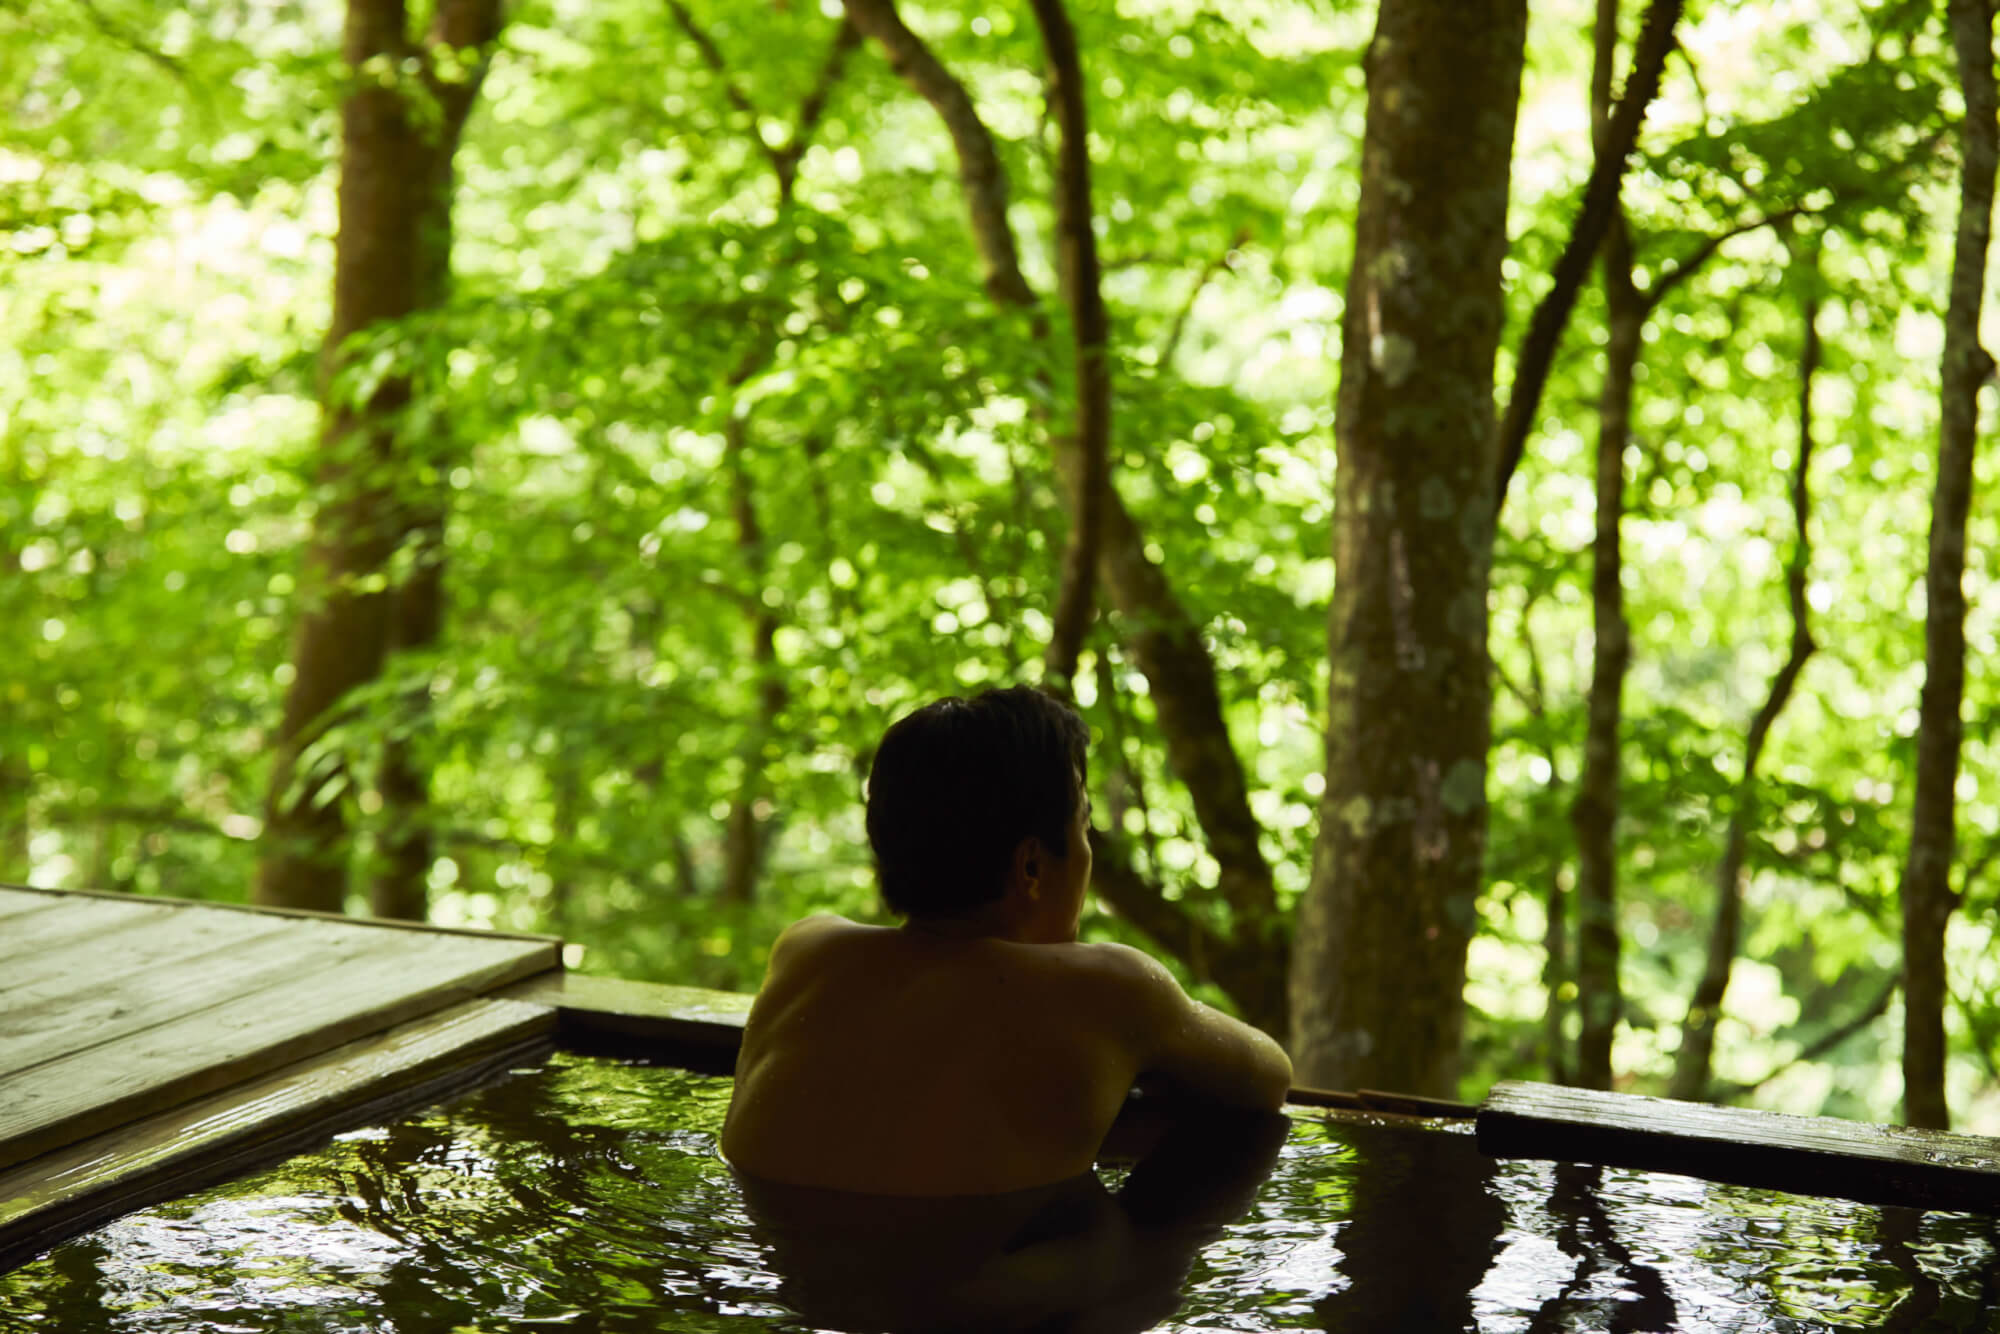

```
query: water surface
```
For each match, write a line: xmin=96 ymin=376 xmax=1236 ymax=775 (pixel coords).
xmin=3 ymin=1054 xmax=1996 ymax=1331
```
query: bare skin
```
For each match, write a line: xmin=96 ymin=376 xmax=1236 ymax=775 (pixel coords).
xmin=721 ymin=795 xmax=1294 ymax=1195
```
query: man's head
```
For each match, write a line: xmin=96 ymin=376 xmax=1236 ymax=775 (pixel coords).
xmin=865 ymin=686 xmax=1091 ymax=927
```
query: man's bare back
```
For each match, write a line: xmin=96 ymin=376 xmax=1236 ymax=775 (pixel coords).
xmin=719 ymin=687 xmax=1292 ymax=1196
xmin=722 ymin=916 xmax=1291 ymax=1194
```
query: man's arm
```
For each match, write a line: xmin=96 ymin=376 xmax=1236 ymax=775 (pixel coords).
xmin=1091 ymin=943 xmax=1293 ymax=1111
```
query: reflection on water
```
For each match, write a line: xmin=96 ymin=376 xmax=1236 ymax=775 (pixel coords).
xmin=1 ymin=1053 xmax=1995 ymax=1332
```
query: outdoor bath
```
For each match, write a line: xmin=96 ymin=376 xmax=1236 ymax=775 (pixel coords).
xmin=6 ymin=1051 xmax=1998 ymax=1332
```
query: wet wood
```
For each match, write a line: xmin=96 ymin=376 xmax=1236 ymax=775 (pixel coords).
xmin=0 ymin=996 xmax=553 ymax=1272
xmin=502 ymin=972 xmax=751 ymax=1072
xmin=0 ymin=926 xmax=554 ymax=1170
xmin=1478 ymin=1080 xmax=2000 ymax=1212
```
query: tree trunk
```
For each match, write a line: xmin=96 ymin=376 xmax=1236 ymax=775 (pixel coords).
xmin=1028 ymin=0 xmax=1110 ymax=693
xmin=259 ymin=0 xmax=498 ymax=913
xmin=1291 ymin=0 xmax=1527 ymax=1096
xmin=720 ymin=416 xmax=786 ymax=904
xmin=368 ymin=0 xmax=501 ymax=922
xmin=1569 ymin=0 xmax=1638 ymax=1096
xmin=368 ymin=507 xmax=444 ymax=920
xmin=256 ymin=0 xmax=428 ymax=912
xmin=1670 ymin=282 xmax=1819 ymax=1103
xmin=1491 ymin=0 xmax=1683 ymax=512
xmin=1572 ymin=263 xmax=1640 ymax=1092
xmin=1544 ymin=865 xmax=1571 ymax=1085
xmin=671 ymin=17 xmax=855 ymax=906
xmin=1 ymin=519 xmax=26 ymax=881
xmin=1900 ymin=0 xmax=1996 ymax=1132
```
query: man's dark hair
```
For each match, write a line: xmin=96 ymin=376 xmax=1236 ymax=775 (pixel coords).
xmin=865 ymin=686 xmax=1090 ymax=919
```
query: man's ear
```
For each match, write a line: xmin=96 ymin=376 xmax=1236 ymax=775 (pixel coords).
xmin=1011 ymin=835 xmax=1045 ymax=891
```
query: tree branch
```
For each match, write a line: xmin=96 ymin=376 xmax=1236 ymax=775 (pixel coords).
xmin=1642 ymin=204 xmax=1805 ymax=307
xmin=665 ymin=2 xmax=860 ymax=205
xmin=1493 ymin=0 xmax=1686 ymax=515
xmin=1159 ymin=228 xmax=1249 ymax=367
xmin=663 ymin=0 xmax=765 ymax=127
xmin=74 ymin=0 xmax=185 ymax=79
xmin=840 ymin=0 xmax=1038 ymax=308
xmin=1713 ymin=971 xmax=1902 ymax=1101
xmin=775 ymin=18 xmax=864 ymax=203
xmin=1031 ymin=0 xmax=1110 ymax=691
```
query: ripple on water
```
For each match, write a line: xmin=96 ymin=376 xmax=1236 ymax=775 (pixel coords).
xmin=4 ymin=1054 xmax=1997 ymax=1332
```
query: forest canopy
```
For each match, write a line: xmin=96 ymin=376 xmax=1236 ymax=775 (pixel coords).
xmin=6 ymin=0 xmax=2000 ymax=1132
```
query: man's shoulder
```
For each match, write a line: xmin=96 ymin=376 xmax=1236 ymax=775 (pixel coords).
xmin=768 ymin=913 xmax=871 ymax=967
xmin=1041 ymin=941 xmax=1185 ymax=1010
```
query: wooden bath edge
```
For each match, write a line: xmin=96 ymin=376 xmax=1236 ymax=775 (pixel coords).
xmin=9 ymin=967 xmax=1995 ymax=1276
xmin=1478 ymin=1080 xmax=2000 ymax=1215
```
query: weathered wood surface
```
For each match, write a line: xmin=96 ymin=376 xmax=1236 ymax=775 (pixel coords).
xmin=1479 ymin=1080 xmax=2000 ymax=1213
xmin=0 ymin=882 xmax=558 ymax=945
xmin=0 ymin=912 xmax=310 ymax=1072
xmin=0 ymin=897 xmax=177 ymax=969
xmin=0 ymin=996 xmax=553 ymax=1273
xmin=1 ymin=905 xmax=293 ymax=1000
xmin=0 ymin=886 xmax=560 ymax=1174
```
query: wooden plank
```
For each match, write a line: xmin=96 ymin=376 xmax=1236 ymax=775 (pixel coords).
xmin=0 ymin=915 xmax=366 ymax=1077
xmin=502 ymin=971 xmax=750 ymax=1069
xmin=0 ymin=929 xmax=558 ymax=1171
xmin=1477 ymin=1080 xmax=2000 ymax=1213
xmin=0 ymin=881 xmax=560 ymax=947
xmin=0 ymin=898 xmax=176 ymax=970
xmin=0 ymin=889 xmax=65 ymax=923
xmin=0 ymin=996 xmax=554 ymax=1273
xmin=0 ymin=903 xmax=294 ymax=1001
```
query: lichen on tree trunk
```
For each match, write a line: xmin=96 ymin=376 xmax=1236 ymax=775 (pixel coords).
xmin=1291 ymin=0 xmax=1527 ymax=1096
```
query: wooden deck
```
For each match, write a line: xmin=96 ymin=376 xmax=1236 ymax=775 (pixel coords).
xmin=0 ymin=884 xmax=563 ymax=1269
xmin=1479 ymin=1081 xmax=2000 ymax=1214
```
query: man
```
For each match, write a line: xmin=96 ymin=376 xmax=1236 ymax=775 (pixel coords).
xmin=722 ymin=686 xmax=1293 ymax=1196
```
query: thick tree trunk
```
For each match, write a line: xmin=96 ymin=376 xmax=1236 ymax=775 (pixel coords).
xmin=257 ymin=0 xmax=430 ymax=912
xmin=260 ymin=0 xmax=498 ymax=913
xmin=1290 ymin=0 xmax=1527 ymax=1096
xmin=367 ymin=0 xmax=501 ymax=922
xmin=1670 ymin=284 xmax=1819 ymax=1103
xmin=1900 ymin=0 xmax=1996 ymax=1132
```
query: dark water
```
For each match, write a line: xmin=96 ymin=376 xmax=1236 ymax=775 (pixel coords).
xmin=4 ymin=1053 xmax=1997 ymax=1332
